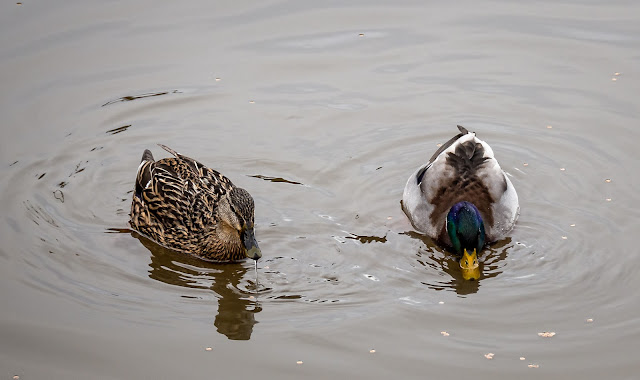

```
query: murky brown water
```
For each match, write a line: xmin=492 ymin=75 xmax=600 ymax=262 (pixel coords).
xmin=2 ymin=1 xmax=639 ymax=379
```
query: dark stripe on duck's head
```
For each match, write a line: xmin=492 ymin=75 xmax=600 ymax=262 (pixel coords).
xmin=446 ymin=201 xmax=486 ymax=256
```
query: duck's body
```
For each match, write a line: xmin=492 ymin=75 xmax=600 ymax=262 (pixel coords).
xmin=130 ymin=145 xmax=261 ymax=262
xmin=402 ymin=126 xmax=518 ymax=278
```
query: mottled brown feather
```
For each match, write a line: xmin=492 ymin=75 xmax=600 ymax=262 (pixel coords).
xmin=129 ymin=146 xmax=254 ymax=262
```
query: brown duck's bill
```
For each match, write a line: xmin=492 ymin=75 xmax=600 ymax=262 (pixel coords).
xmin=242 ymin=228 xmax=262 ymax=260
xmin=460 ymin=248 xmax=480 ymax=281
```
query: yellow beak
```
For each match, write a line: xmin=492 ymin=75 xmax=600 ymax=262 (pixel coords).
xmin=460 ymin=248 xmax=480 ymax=281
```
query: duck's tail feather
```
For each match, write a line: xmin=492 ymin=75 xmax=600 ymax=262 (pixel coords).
xmin=135 ymin=150 xmax=155 ymax=199
xmin=141 ymin=149 xmax=154 ymax=163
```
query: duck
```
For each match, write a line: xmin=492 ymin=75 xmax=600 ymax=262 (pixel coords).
xmin=130 ymin=144 xmax=261 ymax=262
xmin=402 ymin=125 xmax=519 ymax=280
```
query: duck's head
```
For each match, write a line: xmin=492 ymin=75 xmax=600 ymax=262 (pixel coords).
xmin=219 ymin=188 xmax=262 ymax=261
xmin=446 ymin=201 xmax=485 ymax=280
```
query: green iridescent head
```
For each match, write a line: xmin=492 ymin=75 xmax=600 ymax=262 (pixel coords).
xmin=446 ymin=201 xmax=485 ymax=280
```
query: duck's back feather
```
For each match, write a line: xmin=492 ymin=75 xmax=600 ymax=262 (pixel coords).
xmin=130 ymin=145 xmax=237 ymax=256
xmin=402 ymin=126 xmax=519 ymax=245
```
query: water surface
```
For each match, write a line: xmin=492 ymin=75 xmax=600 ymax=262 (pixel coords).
xmin=1 ymin=1 xmax=639 ymax=379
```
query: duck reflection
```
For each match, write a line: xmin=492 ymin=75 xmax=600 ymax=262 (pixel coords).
xmin=133 ymin=231 xmax=261 ymax=340
xmin=404 ymin=231 xmax=510 ymax=295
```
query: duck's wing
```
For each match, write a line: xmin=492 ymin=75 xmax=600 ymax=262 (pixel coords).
xmin=157 ymin=144 xmax=234 ymax=196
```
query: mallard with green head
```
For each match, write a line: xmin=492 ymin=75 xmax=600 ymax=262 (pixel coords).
xmin=130 ymin=144 xmax=261 ymax=262
xmin=402 ymin=125 xmax=519 ymax=280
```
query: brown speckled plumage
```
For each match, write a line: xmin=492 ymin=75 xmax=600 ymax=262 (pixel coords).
xmin=130 ymin=145 xmax=260 ymax=262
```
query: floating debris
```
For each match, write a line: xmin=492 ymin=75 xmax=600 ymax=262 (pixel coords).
xmin=440 ymin=331 xmax=450 ymax=337
xmin=538 ymin=332 xmax=556 ymax=338
xmin=358 ymin=33 xmax=365 ymax=37
xmin=586 ymin=318 xmax=594 ymax=323
xmin=215 ymin=77 xmax=221 ymax=81
xmin=296 ymin=361 xmax=304 ymax=365
xmin=484 ymin=353 xmax=494 ymax=360
xmin=605 ymin=179 xmax=611 ymax=183
xmin=369 ymin=349 xmax=376 ymax=354
xmin=205 ymin=347 xmax=212 ymax=351
xmin=528 ymin=364 xmax=539 ymax=368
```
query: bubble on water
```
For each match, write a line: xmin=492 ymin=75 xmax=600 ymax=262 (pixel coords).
xmin=364 ymin=274 xmax=379 ymax=281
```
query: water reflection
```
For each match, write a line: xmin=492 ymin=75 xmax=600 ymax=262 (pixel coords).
xmin=405 ymin=231 xmax=510 ymax=295
xmin=133 ymin=231 xmax=261 ymax=340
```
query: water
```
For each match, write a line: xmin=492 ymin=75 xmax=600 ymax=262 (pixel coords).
xmin=1 ymin=1 xmax=639 ymax=379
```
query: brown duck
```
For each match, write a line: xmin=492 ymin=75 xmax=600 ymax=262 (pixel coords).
xmin=130 ymin=145 xmax=261 ymax=262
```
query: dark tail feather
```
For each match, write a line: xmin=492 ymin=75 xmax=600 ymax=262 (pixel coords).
xmin=141 ymin=149 xmax=154 ymax=163
xmin=135 ymin=150 xmax=154 ymax=199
